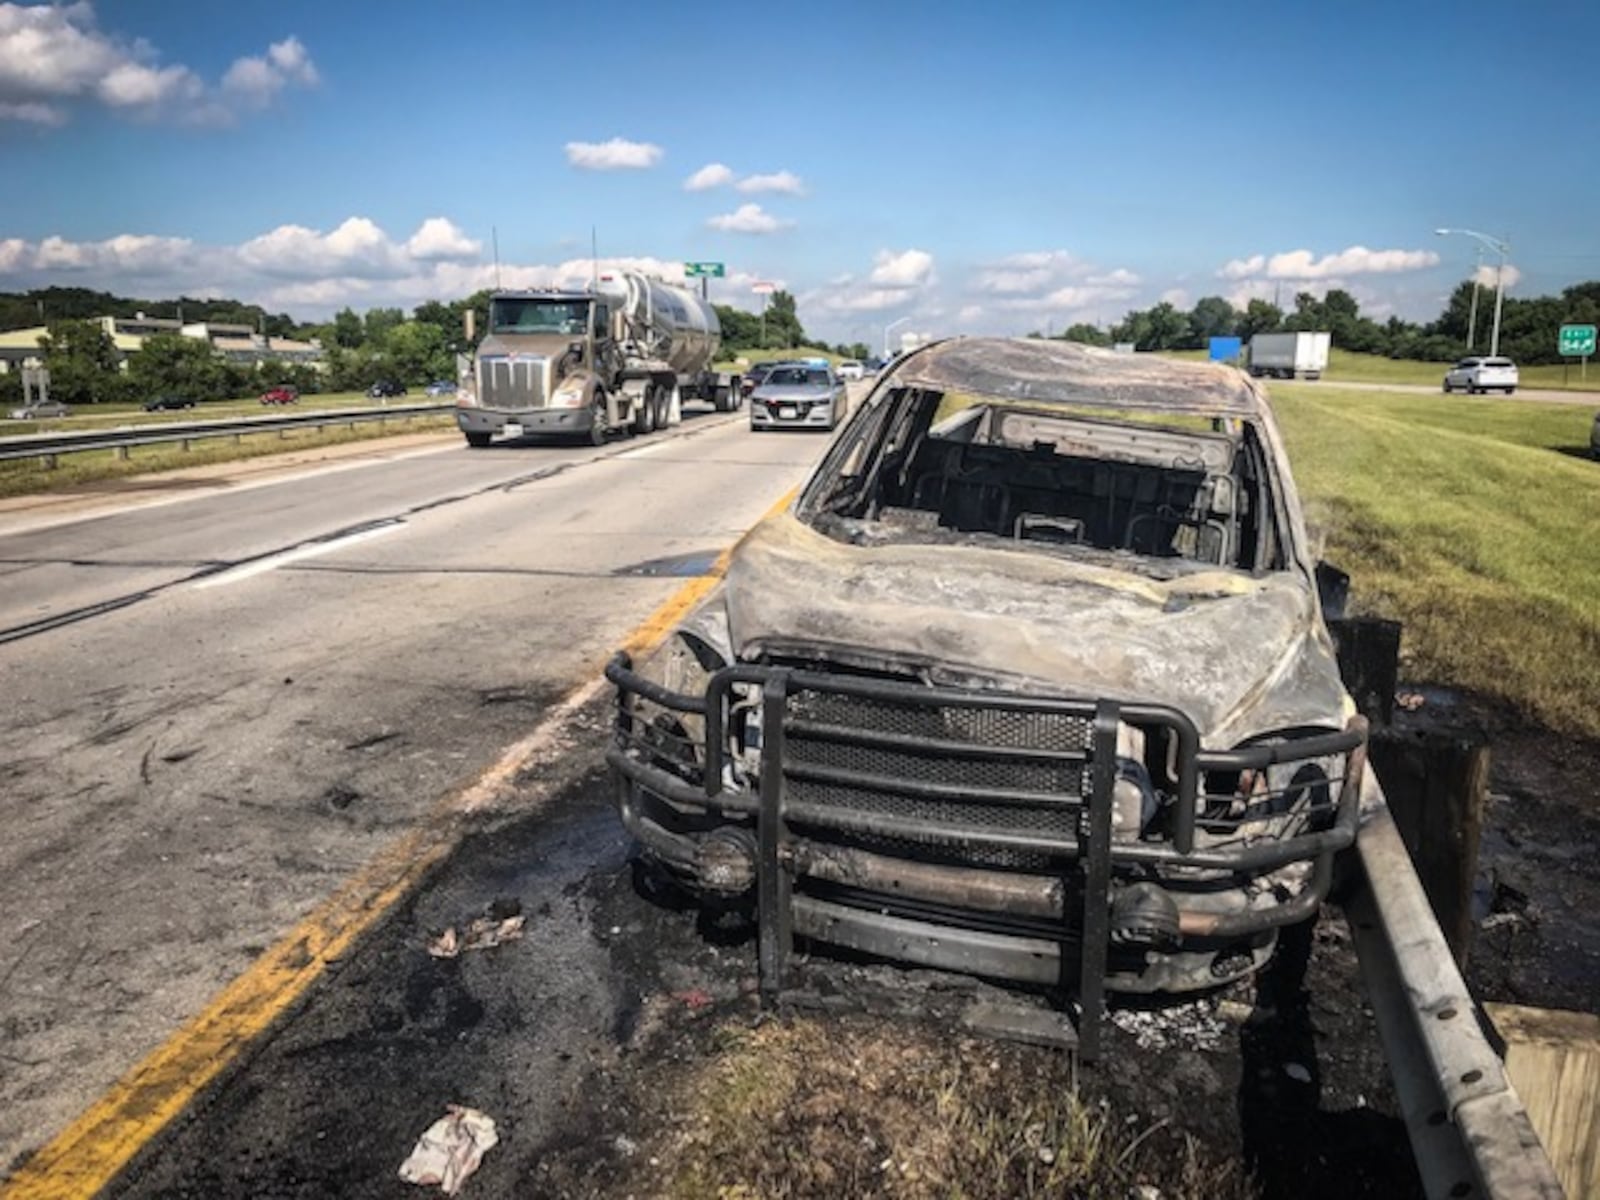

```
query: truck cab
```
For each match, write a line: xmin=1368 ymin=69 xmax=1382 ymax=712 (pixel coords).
xmin=455 ymin=271 xmax=740 ymax=448
xmin=456 ymin=291 xmax=617 ymax=447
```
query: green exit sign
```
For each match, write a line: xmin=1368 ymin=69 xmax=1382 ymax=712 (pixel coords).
xmin=1558 ymin=323 xmax=1597 ymax=357
xmin=684 ymin=261 xmax=725 ymax=278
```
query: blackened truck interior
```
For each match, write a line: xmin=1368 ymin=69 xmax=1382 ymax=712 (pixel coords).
xmin=808 ymin=390 xmax=1287 ymax=578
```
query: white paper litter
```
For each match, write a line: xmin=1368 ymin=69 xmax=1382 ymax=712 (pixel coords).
xmin=427 ymin=915 xmax=526 ymax=959
xmin=398 ymin=1105 xmax=499 ymax=1195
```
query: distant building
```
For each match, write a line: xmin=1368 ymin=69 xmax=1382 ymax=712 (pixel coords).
xmin=0 ymin=314 xmax=324 ymax=373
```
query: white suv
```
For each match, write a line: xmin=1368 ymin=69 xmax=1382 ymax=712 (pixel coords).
xmin=835 ymin=359 xmax=864 ymax=380
xmin=1443 ymin=356 xmax=1518 ymax=395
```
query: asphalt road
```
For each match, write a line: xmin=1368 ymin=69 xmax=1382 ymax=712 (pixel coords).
xmin=1290 ymin=377 xmax=1600 ymax=407
xmin=0 ymin=405 xmax=829 ymax=1178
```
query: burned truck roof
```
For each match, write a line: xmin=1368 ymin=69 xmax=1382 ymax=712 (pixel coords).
xmin=888 ymin=337 xmax=1264 ymax=418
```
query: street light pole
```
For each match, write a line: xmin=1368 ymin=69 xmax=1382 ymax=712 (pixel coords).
xmin=884 ymin=316 xmax=912 ymax=360
xmin=1467 ymin=245 xmax=1482 ymax=351
xmin=1435 ymin=228 xmax=1511 ymax=357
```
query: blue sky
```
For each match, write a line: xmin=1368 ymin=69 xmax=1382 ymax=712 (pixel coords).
xmin=2 ymin=0 xmax=1597 ymax=342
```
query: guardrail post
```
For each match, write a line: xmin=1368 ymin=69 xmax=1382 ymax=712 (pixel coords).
xmin=1330 ymin=616 xmax=1487 ymax=966
xmin=180 ymin=438 xmax=191 ymax=453
xmin=115 ymin=445 xmax=129 ymax=461
xmin=1371 ymin=720 xmax=1488 ymax=966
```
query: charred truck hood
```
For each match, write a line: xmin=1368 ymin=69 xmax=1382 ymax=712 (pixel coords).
xmin=721 ymin=513 xmax=1349 ymax=749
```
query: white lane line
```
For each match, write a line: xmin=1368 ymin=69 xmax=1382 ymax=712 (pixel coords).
xmin=194 ymin=522 xmax=404 ymax=590
xmin=614 ymin=438 xmax=676 ymax=460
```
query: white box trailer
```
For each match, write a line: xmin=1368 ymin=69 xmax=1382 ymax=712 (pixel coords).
xmin=1248 ymin=331 xmax=1330 ymax=380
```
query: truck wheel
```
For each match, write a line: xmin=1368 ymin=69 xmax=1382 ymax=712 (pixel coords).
xmin=587 ymin=393 xmax=607 ymax=445
xmin=464 ymin=430 xmax=492 ymax=448
xmin=713 ymin=385 xmax=733 ymax=412
xmin=653 ymin=385 xmax=671 ymax=430
xmin=631 ymin=390 xmax=656 ymax=435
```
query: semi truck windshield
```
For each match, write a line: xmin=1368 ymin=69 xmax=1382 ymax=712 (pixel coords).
xmin=490 ymin=299 xmax=590 ymax=335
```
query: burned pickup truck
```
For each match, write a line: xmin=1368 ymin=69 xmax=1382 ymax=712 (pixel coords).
xmin=607 ymin=338 xmax=1365 ymax=1037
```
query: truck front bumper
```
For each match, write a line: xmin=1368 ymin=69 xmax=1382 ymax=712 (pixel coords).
xmin=456 ymin=406 xmax=595 ymax=437
xmin=605 ymin=652 xmax=1367 ymax=1048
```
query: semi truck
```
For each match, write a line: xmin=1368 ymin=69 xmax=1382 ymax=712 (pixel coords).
xmin=1247 ymin=331 xmax=1330 ymax=380
xmin=454 ymin=272 xmax=741 ymax=447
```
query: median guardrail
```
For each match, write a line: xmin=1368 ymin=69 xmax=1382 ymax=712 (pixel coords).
xmin=0 ymin=403 xmax=455 ymax=466
xmin=1348 ymin=772 xmax=1565 ymax=1198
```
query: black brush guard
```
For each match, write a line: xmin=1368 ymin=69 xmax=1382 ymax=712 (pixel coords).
xmin=605 ymin=651 xmax=1366 ymax=1058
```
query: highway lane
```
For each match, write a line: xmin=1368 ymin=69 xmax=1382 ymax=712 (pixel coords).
xmin=1288 ymin=377 xmax=1600 ymax=406
xmin=0 ymin=407 xmax=830 ymax=1175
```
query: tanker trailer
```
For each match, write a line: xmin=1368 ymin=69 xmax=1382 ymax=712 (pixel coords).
xmin=454 ymin=271 xmax=742 ymax=448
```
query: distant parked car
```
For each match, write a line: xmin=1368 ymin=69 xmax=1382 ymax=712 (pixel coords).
xmin=836 ymin=359 xmax=864 ymax=381
xmin=424 ymin=380 xmax=456 ymax=396
xmin=368 ymin=380 xmax=407 ymax=398
xmin=1443 ymin=356 xmax=1518 ymax=395
xmin=8 ymin=399 xmax=70 ymax=419
xmin=144 ymin=395 xmax=196 ymax=411
xmin=260 ymin=386 xmax=299 ymax=405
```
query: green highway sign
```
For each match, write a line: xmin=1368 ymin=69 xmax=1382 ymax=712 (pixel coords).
xmin=1558 ymin=323 xmax=1597 ymax=357
xmin=684 ymin=261 xmax=725 ymax=278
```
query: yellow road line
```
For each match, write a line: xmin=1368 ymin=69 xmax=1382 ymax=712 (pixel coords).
xmin=1 ymin=484 xmax=797 ymax=1200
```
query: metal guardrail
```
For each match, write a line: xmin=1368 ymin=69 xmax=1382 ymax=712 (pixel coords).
xmin=0 ymin=403 xmax=455 ymax=465
xmin=1348 ymin=772 xmax=1565 ymax=1199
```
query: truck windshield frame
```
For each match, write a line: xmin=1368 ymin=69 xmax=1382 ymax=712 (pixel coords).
xmin=490 ymin=298 xmax=592 ymax=336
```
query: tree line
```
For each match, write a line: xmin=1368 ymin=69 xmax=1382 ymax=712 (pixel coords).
xmin=1055 ymin=279 xmax=1600 ymax=365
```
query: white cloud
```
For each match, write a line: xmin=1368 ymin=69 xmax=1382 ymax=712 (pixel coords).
xmin=811 ymin=248 xmax=939 ymax=316
xmin=0 ymin=5 xmax=315 ymax=125
xmin=404 ymin=217 xmax=481 ymax=261
xmin=736 ymin=170 xmax=804 ymax=195
xmin=1218 ymin=245 xmax=1440 ymax=281
xmin=97 ymin=60 xmax=200 ymax=108
xmin=222 ymin=36 xmax=318 ymax=107
xmin=966 ymin=248 xmax=1141 ymax=329
xmin=868 ymin=248 xmax=935 ymax=288
xmin=0 ymin=98 xmax=62 ymax=123
xmin=564 ymin=137 xmax=663 ymax=170
xmin=684 ymin=162 xmax=734 ymax=191
xmin=1160 ymin=288 xmax=1190 ymax=308
xmin=973 ymin=250 xmax=1083 ymax=295
xmin=1473 ymin=263 xmax=1521 ymax=289
xmin=706 ymin=203 xmax=792 ymax=234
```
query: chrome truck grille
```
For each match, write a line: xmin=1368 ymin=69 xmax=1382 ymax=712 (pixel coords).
xmin=478 ymin=355 xmax=546 ymax=411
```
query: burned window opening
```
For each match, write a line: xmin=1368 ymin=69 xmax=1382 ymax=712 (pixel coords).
xmin=808 ymin=390 xmax=1285 ymax=576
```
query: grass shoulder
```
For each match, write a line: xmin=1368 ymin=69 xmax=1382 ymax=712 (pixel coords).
xmin=1270 ymin=382 xmax=1599 ymax=737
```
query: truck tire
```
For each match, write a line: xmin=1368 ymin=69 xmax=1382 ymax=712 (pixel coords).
xmin=587 ymin=391 xmax=607 ymax=446
xmin=631 ymin=390 xmax=656 ymax=435
xmin=713 ymin=384 xmax=734 ymax=412
xmin=653 ymin=385 xmax=671 ymax=430
xmin=464 ymin=430 xmax=492 ymax=448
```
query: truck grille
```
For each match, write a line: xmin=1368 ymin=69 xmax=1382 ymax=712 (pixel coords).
xmin=781 ymin=680 xmax=1091 ymax=860
xmin=479 ymin=356 xmax=546 ymax=411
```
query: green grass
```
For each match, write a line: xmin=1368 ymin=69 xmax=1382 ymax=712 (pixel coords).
xmin=716 ymin=346 xmax=845 ymax=372
xmin=617 ymin=1017 xmax=1250 ymax=1200
xmin=1270 ymin=383 xmax=1600 ymax=736
xmin=0 ymin=414 xmax=454 ymax=501
xmin=1 ymin=389 xmax=430 ymax=437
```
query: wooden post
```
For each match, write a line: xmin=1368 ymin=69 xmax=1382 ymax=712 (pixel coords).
xmin=1368 ymin=717 xmax=1488 ymax=966
xmin=1329 ymin=616 xmax=1401 ymax=727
